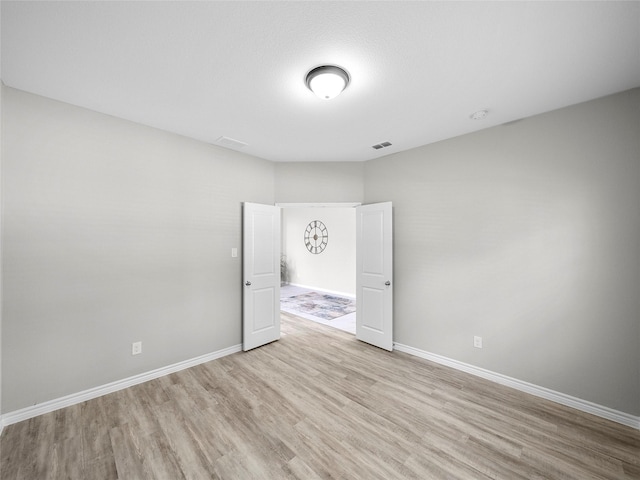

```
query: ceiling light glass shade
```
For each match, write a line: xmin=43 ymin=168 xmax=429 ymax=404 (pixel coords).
xmin=305 ymin=65 xmax=350 ymax=100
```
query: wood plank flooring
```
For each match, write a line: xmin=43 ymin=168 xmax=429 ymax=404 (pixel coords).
xmin=2 ymin=312 xmax=639 ymax=479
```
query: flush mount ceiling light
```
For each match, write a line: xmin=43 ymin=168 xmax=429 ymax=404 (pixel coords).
xmin=305 ymin=65 xmax=350 ymax=100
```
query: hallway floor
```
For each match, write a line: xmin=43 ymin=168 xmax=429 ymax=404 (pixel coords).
xmin=280 ymin=284 xmax=356 ymax=335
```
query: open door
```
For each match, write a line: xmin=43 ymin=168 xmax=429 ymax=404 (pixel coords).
xmin=356 ymin=202 xmax=393 ymax=351
xmin=243 ymin=202 xmax=281 ymax=351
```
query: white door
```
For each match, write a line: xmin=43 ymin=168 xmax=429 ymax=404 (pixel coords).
xmin=243 ymin=202 xmax=281 ymax=351
xmin=356 ymin=202 xmax=393 ymax=351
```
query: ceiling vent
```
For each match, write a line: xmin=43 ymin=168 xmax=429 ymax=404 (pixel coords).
xmin=216 ymin=136 xmax=248 ymax=150
xmin=372 ymin=141 xmax=392 ymax=150
xmin=469 ymin=110 xmax=489 ymax=120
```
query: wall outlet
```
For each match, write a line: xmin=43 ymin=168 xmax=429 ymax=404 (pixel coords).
xmin=132 ymin=341 xmax=142 ymax=355
xmin=473 ymin=336 xmax=483 ymax=349
xmin=231 ymin=247 xmax=238 ymax=258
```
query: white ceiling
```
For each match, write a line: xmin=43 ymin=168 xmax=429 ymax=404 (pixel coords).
xmin=2 ymin=1 xmax=639 ymax=162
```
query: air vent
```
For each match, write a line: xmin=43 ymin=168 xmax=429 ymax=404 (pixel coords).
xmin=469 ymin=110 xmax=488 ymax=120
xmin=216 ymin=136 xmax=248 ymax=150
xmin=372 ymin=141 xmax=392 ymax=150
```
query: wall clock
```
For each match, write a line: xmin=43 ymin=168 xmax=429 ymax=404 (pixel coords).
xmin=304 ymin=220 xmax=328 ymax=254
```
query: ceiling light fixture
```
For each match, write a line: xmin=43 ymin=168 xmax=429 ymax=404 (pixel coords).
xmin=305 ymin=65 xmax=350 ymax=100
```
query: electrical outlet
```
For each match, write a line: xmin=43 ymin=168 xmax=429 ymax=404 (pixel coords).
xmin=132 ymin=341 xmax=142 ymax=355
xmin=231 ymin=248 xmax=238 ymax=258
xmin=473 ymin=336 xmax=483 ymax=349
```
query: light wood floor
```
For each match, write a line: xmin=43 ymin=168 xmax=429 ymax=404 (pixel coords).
xmin=2 ymin=313 xmax=639 ymax=479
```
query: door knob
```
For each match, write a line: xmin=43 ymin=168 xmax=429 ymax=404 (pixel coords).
xmin=245 ymin=281 xmax=252 ymax=286
xmin=385 ymin=281 xmax=391 ymax=286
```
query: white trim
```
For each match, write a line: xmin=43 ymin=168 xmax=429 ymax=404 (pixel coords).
xmin=0 ymin=344 xmax=242 ymax=428
xmin=285 ymin=282 xmax=355 ymax=300
xmin=276 ymin=202 xmax=361 ymax=208
xmin=394 ymin=342 xmax=640 ymax=431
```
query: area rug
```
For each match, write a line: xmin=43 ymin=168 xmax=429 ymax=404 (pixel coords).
xmin=281 ymin=292 xmax=356 ymax=320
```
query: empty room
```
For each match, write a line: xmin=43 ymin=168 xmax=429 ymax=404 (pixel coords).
xmin=1 ymin=2 xmax=639 ymax=479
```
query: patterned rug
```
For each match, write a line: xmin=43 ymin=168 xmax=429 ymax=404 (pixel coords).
xmin=280 ymin=292 xmax=356 ymax=320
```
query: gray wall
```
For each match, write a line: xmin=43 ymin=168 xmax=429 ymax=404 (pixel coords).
xmin=2 ymin=85 xmax=639 ymax=418
xmin=364 ymin=89 xmax=640 ymax=415
xmin=1 ymin=87 xmax=274 ymax=412
xmin=282 ymin=207 xmax=356 ymax=296
xmin=275 ymin=161 xmax=364 ymax=204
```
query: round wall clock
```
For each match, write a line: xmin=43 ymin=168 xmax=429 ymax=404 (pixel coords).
xmin=304 ymin=220 xmax=328 ymax=254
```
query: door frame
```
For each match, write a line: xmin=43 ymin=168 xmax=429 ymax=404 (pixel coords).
xmin=276 ymin=203 xmax=361 ymax=208
xmin=276 ymin=202 xmax=393 ymax=351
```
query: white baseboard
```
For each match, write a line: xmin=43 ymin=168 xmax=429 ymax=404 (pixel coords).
xmin=286 ymin=283 xmax=355 ymax=299
xmin=0 ymin=344 xmax=242 ymax=429
xmin=394 ymin=342 xmax=640 ymax=431
xmin=3 ymin=341 xmax=636 ymax=432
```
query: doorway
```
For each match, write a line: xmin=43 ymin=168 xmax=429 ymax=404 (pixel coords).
xmin=243 ymin=201 xmax=393 ymax=352
xmin=278 ymin=203 xmax=358 ymax=335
